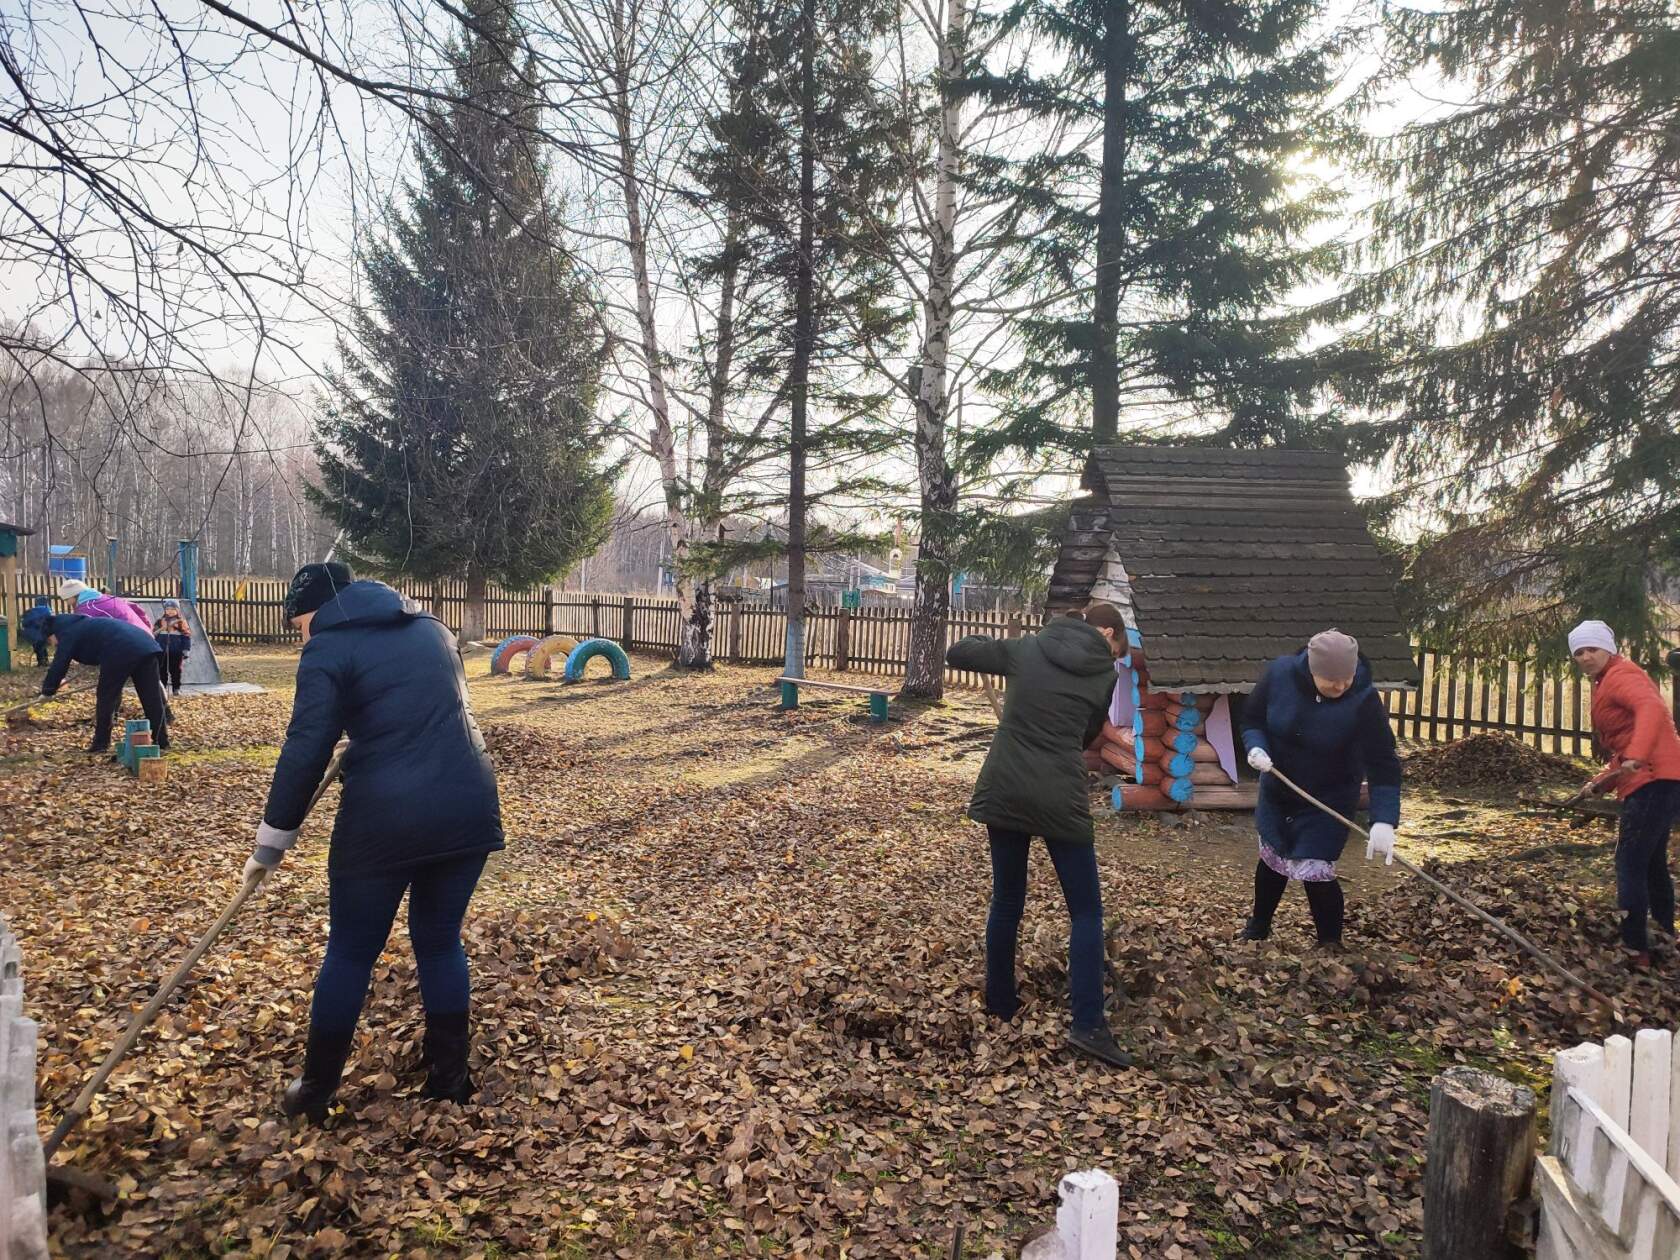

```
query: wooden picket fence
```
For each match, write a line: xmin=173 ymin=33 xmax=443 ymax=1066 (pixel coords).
xmin=547 ymin=596 xmax=1019 ymax=689
xmin=1384 ymin=649 xmax=1637 ymax=757
xmin=10 ymin=573 xmax=1675 ymax=749
xmin=13 ymin=573 xmax=555 ymax=644
xmin=0 ymin=914 xmax=48 ymax=1259
xmin=1541 ymin=1030 xmax=1680 ymax=1258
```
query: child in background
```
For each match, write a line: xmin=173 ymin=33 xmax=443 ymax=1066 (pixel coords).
xmin=153 ymin=600 xmax=191 ymax=695
xmin=28 ymin=597 xmax=50 ymax=665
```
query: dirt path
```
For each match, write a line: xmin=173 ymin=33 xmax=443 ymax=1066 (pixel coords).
xmin=0 ymin=647 xmax=1658 ymax=1258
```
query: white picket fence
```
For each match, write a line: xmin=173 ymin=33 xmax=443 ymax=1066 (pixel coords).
xmin=0 ymin=917 xmax=46 ymax=1260
xmin=1539 ymin=1030 xmax=1680 ymax=1259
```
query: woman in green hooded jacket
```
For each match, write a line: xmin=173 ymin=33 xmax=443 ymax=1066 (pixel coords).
xmin=946 ymin=603 xmax=1130 ymax=1068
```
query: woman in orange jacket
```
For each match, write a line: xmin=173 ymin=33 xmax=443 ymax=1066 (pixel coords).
xmin=1570 ymin=620 xmax=1680 ymax=969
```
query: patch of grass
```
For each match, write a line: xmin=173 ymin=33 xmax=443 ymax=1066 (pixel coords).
xmin=169 ymin=745 xmax=280 ymax=768
xmin=1357 ymin=1027 xmax=1447 ymax=1076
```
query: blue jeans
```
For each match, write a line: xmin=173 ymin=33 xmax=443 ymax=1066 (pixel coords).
xmin=1617 ymin=780 xmax=1680 ymax=951
xmin=311 ymin=853 xmax=487 ymax=1036
xmin=986 ymin=827 xmax=1105 ymax=1030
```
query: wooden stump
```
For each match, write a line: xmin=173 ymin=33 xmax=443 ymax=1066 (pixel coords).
xmin=1424 ymin=1067 xmax=1537 ymax=1259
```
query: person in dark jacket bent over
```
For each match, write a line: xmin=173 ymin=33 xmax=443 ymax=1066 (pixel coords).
xmin=244 ymin=562 xmax=503 ymax=1121
xmin=25 ymin=606 xmax=170 ymax=754
xmin=945 ymin=603 xmax=1131 ymax=1068
xmin=1240 ymin=629 xmax=1403 ymax=948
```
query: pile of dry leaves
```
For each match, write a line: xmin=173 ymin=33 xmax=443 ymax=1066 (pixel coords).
xmin=0 ymin=651 xmax=1661 ymax=1258
xmin=1402 ymin=734 xmax=1588 ymax=791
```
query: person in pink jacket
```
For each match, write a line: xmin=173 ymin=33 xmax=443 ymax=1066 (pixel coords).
xmin=59 ymin=580 xmax=150 ymax=632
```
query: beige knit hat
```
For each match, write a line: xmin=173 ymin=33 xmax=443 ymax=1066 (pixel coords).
xmin=1307 ymin=628 xmax=1360 ymax=680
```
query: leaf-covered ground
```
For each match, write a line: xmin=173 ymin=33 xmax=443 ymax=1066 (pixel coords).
xmin=0 ymin=649 xmax=1670 ymax=1258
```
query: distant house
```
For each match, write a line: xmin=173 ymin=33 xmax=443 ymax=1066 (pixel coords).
xmin=1047 ymin=445 xmax=1418 ymax=810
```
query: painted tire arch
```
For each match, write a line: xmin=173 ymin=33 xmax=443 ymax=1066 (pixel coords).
xmin=490 ymin=635 xmax=540 ymax=675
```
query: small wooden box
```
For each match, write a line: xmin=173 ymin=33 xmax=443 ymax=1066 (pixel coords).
xmin=137 ymin=757 xmax=168 ymax=784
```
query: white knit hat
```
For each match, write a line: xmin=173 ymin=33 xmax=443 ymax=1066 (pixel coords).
xmin=1567 ymin=620 xmax=1616 ymax=655
xmin=57 ymin=579 xmax=88 ymax=601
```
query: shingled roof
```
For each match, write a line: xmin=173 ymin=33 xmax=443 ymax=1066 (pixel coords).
xmin=1047 ymin=445 xmax=1419 ymax=692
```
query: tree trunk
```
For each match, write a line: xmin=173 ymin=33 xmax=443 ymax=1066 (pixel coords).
xmin=783 ymin=0 xmax=816 ymax=681
xmin=903 ymin=0 xmax=967 ymax=702
xmin=678 ymin=578 xmax=714 ymax=671
xmin=461 ymin=563 xmax=488 ymax=647
xmin=1422 ymin=1067 xmax=1536 ymax=1260
xmin=610 ymin=63 xmax=698 ymax=669
xmin=1091 ymin=0 xmax=1130 ymax=445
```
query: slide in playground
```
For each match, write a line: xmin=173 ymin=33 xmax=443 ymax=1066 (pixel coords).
xmin=128 ymin=599 xmax=260 ymax=694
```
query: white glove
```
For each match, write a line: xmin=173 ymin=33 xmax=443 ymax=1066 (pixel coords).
xmin=1366 ymin=822 xmax=1397 ymax=865
xmin=1247 ymin=747 xmax=1273 ymax=773
xmin=242 ymin=854 xmax=273 ymax=887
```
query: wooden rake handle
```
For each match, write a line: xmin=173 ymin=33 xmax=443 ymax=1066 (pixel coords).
xmin=2 ymin=680 xmax=98 ymax=722
xmin=1263 ymin=765 xmax=1623 ymax=1022
xmin=43 ymin=748 xmax=347 ymax=1160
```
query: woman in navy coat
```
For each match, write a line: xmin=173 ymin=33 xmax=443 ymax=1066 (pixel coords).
xmin=1239 ymin=629 xmax=1402 ymax=947
xmin=246 ymin=563 xmax=503 ymax=1121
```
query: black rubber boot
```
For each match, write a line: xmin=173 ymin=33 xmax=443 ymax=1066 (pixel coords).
xmin=282 ymin=1026 xmax=354 ymax=1123
xmin=1239 ymin=917 xmax=1271 ymax=941
xmin=1068 ymin=1024 xmax=1135 ymax=1069
xmin=421 ymin=1011 xmax=475 ymax=1102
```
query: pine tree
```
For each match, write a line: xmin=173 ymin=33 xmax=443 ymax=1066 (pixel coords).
xmin=311 ymin=0 xmax=615 ymax=643
xmin=1338 ymin=0 xmax=1680 ymax=662
xmin=686 ymin=0 xmax=908 ymax=678
xmin=963 ymin=0 xmax=1342 ymax=462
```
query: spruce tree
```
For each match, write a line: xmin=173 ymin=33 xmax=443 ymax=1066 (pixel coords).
xmin=311 ymin=0 xmax=614 ymax=643
xmin=1339 ymin=0 xmax=1680 ymax=661
xmin=964 ymin=0 xmax=1342 ymax=461
xmin=686 ymin=0 xmax=907 ymax=678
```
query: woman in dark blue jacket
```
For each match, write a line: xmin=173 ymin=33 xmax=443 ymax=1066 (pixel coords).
xmin=1239 ymin=629 xmax=1402 ymax=948
xmin=25 ymin=608 xmax=170 ymax=753
xmin=246 ymin=563 xmax=503 ymax=1121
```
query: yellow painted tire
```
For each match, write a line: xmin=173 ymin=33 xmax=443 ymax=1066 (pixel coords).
xmin=524 ymin=634 xmax=581 ymax=679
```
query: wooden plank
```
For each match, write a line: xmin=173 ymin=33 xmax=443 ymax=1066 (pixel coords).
xmin=1533 ymin=1154 xmax=1624 ymax=1260
xmin=774 ymin=676 xmax=891 ymax=697
xmin=1445 ymin=652 xmax=1460 ymax=741
xmin=1516 ymin=659 xmax=1532 ymax=748
xmin=1552 ymin=670 xmax=1566 ymax=757
xmin=1428 ymin=651 xmax=1443 ymax=744
xmin=1572 ymin=672 xmax=1584 ymax=757
xmin=1553 ymin=1042 xmax=1607 ymax=1156
xmin=1605 ymin=1034 xmax=1635 ymax=1135
xmin=1633 ymin=1030 xmax=1672 ymax=1173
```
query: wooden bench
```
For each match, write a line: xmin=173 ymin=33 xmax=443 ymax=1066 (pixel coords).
xmin=775 ymin=675 xmax=890 ymax=723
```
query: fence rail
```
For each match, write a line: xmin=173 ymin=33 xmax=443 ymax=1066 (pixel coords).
xmin=1540 ymin=1030 xmax=1680 ymax=1259
xmin=9 ymin=574 xmax=1674 ymax=749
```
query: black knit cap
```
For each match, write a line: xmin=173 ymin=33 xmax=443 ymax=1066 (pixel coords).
xmin=285 ymin=562 xmax=353 ymax=621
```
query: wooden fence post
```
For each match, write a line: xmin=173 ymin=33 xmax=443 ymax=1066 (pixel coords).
xmin=1669 ymin=651 xmax=1680 ymax=738
xmin=728 ymin=602 xmax=743 ymax=663
xmin=545 ymin=586 xmax=555 ymax=635
xmin=1423 ymin=1066 xmax=1537 ymax=1260
xmin=621 ymin=597 xmax=633 ymax=649
xmin=591 ymin=596 xmax=602 ymax=640
xmin=836 ymin=607 xmax=851 ymax=672
xmin=1007 ymin=613 xmax=1023 ymax=639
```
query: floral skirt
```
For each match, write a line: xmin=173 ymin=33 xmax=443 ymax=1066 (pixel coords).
xmin=1258 ymin=837 xmax=1337 ymax=884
